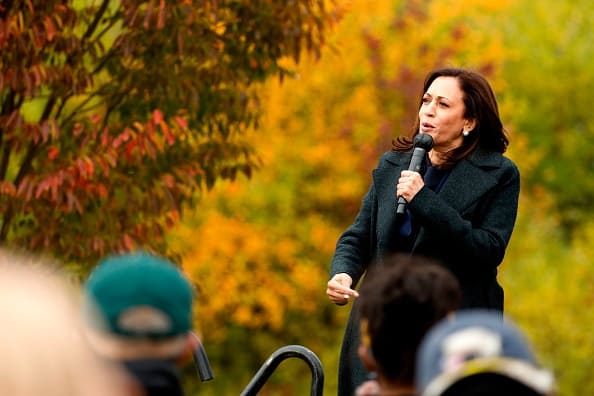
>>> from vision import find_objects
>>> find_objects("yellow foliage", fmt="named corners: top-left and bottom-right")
top-left (168, 1), bottom-right (594, 394)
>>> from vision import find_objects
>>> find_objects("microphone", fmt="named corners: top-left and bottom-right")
top-left (396, 133), bottom-right (434, 215)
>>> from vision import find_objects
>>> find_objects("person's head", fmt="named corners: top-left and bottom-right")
top-left (0, 248), bottom-right (131, 396)
top-left (83, 251), bottom-right (198, 363)
top-left (401, 67), bottom-right (508, 166)
top-left (416, 310), bottom-right (556, 396)
top-left (357, 254), bottom-right (461, 386)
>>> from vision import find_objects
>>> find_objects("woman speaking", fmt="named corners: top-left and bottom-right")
top-left (326, 67), bottom-right (520, 396)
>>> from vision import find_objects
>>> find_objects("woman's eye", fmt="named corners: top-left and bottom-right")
top-left (422, 97), bottom-right (431, 104)
top-left (439, 102), bottom-right (450, 108)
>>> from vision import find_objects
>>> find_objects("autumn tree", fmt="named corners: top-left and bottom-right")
top-left (0, 0), bottom-right (337, 264)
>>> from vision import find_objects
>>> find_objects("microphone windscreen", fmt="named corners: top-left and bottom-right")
top-left (413, 133), bottom-right (434, 151)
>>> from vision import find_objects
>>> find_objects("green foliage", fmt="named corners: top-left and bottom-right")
top-left (498, 6), bottom-right (594, 392)
top-left (0, 0), bottom-right (337, 264)
top-left (500, 0), bottom-right (594, 235)
top-left (502, 191), bottom-right (594, 396)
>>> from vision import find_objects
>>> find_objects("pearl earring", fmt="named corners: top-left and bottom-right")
top-left (462, 130), bottom-right (469, 137)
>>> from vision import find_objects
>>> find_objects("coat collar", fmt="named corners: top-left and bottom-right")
top-left (371, 147), bottom-right (507, 256)
top-left (374, 147), bottom-right (503, 215)
top-left (383, 146), bottom-right (502, 169)
top-left (437, 150), bottom-right (502, 214)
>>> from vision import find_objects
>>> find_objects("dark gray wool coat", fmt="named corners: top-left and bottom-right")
top-left (329, 146), bottom-right (520, 396)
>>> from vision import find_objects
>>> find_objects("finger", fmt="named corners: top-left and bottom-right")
top-left (327, 290), bottom-right (349, 304)
top-left (330, 288), bottom-right (353, 299)
top-left (327, 284), bottom-right (358, 300)
top-left (339, 288), bottom-right (359, 298)
top-left (334, 284), bottom-right (358, 297)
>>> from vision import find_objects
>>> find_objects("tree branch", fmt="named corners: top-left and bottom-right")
top-left (81, 0), bottom-right (111, 42)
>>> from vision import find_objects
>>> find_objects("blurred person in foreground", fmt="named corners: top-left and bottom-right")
top-left (83, 251), bottom-right (199, 396)
top-left (354, 254), bottom-right (461, 396)
top-left (416, 310), bottom-right (555, 396)
top-left (0, 247), bottom-right (132, 396)
top-left (327, 67), bottom-right (520, 395)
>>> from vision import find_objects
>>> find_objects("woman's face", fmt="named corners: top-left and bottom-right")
top-left (418, 76), bottom-right (475, 151)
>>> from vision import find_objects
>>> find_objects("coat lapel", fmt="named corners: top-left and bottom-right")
top-left (437, 148), bottom-right (502, 215)
top-left (372, 152), bottom-right (410, 244)
top-left (412, 148), bottom-right (503, 252)
top-left (372, 148), bottom-right (504, 254)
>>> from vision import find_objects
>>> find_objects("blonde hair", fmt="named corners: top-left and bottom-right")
top-left (0, 248), bottom-right (134, 396)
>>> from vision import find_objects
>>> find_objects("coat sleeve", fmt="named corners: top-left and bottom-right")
top-left (329, 183), bottom-right (376, 287)
top-left (408, 158), bottom-right (520, 272)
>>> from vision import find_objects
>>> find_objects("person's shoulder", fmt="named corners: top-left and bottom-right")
top-left (377, 150), bottom-right (407, 167)
top-left (469, 150), bottom-right (520, 187)
top-left (500, 155), bottom-right (520, 177)
top-left (468, 148), bottom-right (519, 173)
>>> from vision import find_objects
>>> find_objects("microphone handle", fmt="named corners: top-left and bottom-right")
top-left (396, 147), bottom-right (427, 215)
top-left (396, 196), bottom-right (408, 215)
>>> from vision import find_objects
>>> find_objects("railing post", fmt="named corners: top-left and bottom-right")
top-left (240, 345), bottom-right (324, 396)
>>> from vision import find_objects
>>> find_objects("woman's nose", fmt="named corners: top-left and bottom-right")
top-left (422, 102), bottom-right (436, 116)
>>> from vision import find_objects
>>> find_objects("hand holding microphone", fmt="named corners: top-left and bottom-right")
top-left (396, 133), bottom-right (434, 215)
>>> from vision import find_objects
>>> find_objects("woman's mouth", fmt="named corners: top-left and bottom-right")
top-left (420, 122), bottom-right (435, 133)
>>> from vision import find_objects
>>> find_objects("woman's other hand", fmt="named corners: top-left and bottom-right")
top-left (327, 273), bottom-right (359, 305)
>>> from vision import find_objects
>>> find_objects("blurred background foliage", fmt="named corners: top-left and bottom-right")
top-left (2, 0), bottom-right (594, 395)
top-left (170, 0), bottom-right (594, 395)
top-left (0, 0), bottom-right (336, 264)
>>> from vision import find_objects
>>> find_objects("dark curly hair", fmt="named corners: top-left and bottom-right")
top-left (357, 254), bottom-right (461, 384)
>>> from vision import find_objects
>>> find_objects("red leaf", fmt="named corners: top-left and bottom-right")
top-left (113, 128), bottom-right (131, 148)
top-left (96, 184), bottom-right (108, 199)
top-left (157, 0), bottom-right (166, 29)
top-left (85, 157), bottom-right (94, 177)
top-left (161, 122), bottom-right (175, 145)
top-left (73, 123), bottom-right (83, 137)
top-left (123, 234), bottom-right (134, 250)
top-left (48, 146), bottom-right (59, 160)
top-left (35, 179), bottom-right (47, 199)
top-left (174, 116), bottom-right (188, 129)
top-left (124, 141), bottom-right (136, 159)
top-left (101, 129), bottom-right (109, 146)
top-left (50, 174), bottom-right (61, 202)
top-left (0, 181), bottom-right (16, 196)
top-left (44, 16), bottom-right (56, 41)
top-left (152, 109), bottom-right (164, 124)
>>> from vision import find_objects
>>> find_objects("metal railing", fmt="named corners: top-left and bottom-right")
top-left (192, 333), bottom-right (214, 382)
top-left (240, 344), bottom-right (325, 396)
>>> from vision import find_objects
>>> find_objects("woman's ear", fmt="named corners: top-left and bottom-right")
top-left (357, 343), bottom-right (378, 372)
top-left (358, 318), bottom-right (377, 371)
top-left (464, 118), bottom-right (477, 132)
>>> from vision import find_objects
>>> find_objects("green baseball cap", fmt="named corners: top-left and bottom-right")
top-left (84, 252), bottom-right (193, 339)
